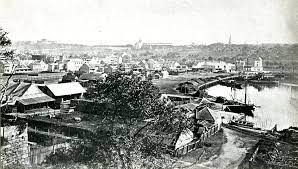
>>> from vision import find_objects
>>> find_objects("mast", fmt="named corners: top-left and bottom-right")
top-left (244, 57), bottom-right (249, 105)
top-left (244, 80), bottom-right (247, 104)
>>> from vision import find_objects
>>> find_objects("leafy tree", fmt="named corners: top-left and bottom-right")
top-left (48, 71), bottom-right (192, 168)
top-left (0, 28), bottom-right (13, 59)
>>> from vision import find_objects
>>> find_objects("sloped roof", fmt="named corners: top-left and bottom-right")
top-left (79, 73), bottom-right (104, 81)
top-left (175, 128), bottom-right (193, 149)
top-left (19, 95), bottom-right (55, 105)
top-left (5, 82), bottom-right (31, 97)
top-left (198, 98), bottom-right (215, 106)
top-left (196, 107), bottom-right (215, 122)
top-left (2, 82), bottom-right (55, 106)
top-left (197, 120), bottom-right (214, 128)
top-left (176, 103), bottom-right (201, 111)
top-left (80, 63), bottom-right (96, 69)
top-left (4, 82), bottom-right (22, 95)
top-left (46, 82), bottom-right (86, 96)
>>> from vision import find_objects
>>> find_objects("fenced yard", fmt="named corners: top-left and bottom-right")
top-left (175, 123), bottom-right (221, 156)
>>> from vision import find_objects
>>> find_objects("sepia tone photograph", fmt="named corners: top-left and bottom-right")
top-left (0, 0), bottom-right (298, 168)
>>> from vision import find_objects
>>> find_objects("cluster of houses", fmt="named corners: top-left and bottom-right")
top-left (1, 81), bottom-right (86, 114)
top-left (1, 50), bottom-right (266, 79)
top-left (159, 94), bottom-right (242, 154)
top-left (191, 57), bottom-right (264, 74)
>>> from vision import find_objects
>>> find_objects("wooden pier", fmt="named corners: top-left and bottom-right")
top-left (197, 75), bottom-right (241, 90)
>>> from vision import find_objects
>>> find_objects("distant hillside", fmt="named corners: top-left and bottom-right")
top-left (12, 41), bottom-right (298, 66)
top-left (12, 40), bottom-right (131, 56)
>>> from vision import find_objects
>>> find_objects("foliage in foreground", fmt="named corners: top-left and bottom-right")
top-left (47, 72), bottom-right (192, 168)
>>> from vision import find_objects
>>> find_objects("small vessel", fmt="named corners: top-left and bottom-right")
top-left (223, 79), bottom-right (255, 116)
top-left (229, 119), bottom-right (254, 128)
top-left (224, 123), bottom-right (268, 136)
top-left (219, 80), bottom-right (243, 89)
top-left (249, 79), bottom-right (279, 85)
top-left (248, 73), bottom-right (279, 85)
top-left (224, 104), bottom-right (255, 117)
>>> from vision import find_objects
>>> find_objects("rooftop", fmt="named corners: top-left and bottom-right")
top-left (46, 82), bottom-right (86, 96)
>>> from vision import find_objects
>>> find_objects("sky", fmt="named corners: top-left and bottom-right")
top-left (0, 0), bottom-right (297, 45)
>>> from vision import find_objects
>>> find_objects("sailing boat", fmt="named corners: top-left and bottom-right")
top-left (223, 71), bottom-right (255, 116)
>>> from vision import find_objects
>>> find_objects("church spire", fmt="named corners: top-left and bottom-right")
top-left (228, 34), bottom-right (232, 45)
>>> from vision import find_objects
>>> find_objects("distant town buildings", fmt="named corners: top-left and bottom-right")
top-left (192, 61), bottom-right (235, 72)
top-left (64, 58), bottom-right (84, 72)
top-left (238, 57), bottom-right (264, 72)
top-left (251, 57), bottom-right (263, 72)
top-left (79, 63), bottom-right (98, 73)
top-left (29, 60), bottom-right (48, 72)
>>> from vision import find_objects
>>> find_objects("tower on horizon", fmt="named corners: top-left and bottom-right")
top-left (228, 34), bottom-right (232, 45)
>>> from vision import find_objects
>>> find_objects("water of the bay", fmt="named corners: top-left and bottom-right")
top-left (207, 83), bottom-right (298, 130)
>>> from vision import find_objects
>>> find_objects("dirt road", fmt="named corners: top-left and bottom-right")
top-left (176, 127), bottom-right (258, 169)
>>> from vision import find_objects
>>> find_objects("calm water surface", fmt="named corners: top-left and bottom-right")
top-left (207, 83), bottom-right (298, 130)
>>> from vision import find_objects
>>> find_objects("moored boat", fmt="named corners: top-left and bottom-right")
top-left (219, 80), bottom-right (243, 89)
top-left (249, 80), bottom-right (279, 85)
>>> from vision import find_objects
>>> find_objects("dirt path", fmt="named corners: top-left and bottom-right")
top-left (176, 127), bottom-right (258, 169)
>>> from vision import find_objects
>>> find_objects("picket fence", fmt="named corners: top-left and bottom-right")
top-left (175, 123), bottom-right (221, 156)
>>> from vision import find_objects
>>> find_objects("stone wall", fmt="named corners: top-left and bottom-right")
top-left (0, 124), bottom-right (30, 167)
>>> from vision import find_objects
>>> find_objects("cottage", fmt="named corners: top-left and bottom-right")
top-left (64, 58), bottom-right (84, 72)
top-left (147, 59), bottom-right (162, 71)
top-left (175, 103), bottom-right (201, 118)
top-left (79, 63), bottom-right (98, 73)
top-left (141, 123), bottom-right (194, 151)
top-left (29, 60), bottom-right (48, 72)
top-left (162, 61), bottom-right (180, 70)
top-left (48, 62), bottom-right (64, 72)
top-left (1, 82), bottom-right (55, 113)
top-left (43, 82), bottom-right (86, 107)
top-left (196, 107), bottom-right (216, 124)
top-left (104, 64), bottom-right (118, 73)
top-left (3, 61), bottom-right (32, 74)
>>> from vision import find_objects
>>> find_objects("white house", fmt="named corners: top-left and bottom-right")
top-left (250, 57), bottom-right (263, 72)
top-left (103, 53), bottom-right (123, 65)
top-left (48, 62), bottom-right (64, 72)
top-left (192, 61), bottom-right (235, 72)
top-left (29, 60), bottom-right (48, 72)
top-left (147, 59), bottom-right (162, 70)
top-left (162, 61), bottom-right (181, 70)
top-left (3, 61), bottom-right (32, 74)
top-left (64, 58), bottom-right (84, 72)
top-left (88, 57), bottom-right (103, 65)
top-left (79, 63), bottom-right (98, 73)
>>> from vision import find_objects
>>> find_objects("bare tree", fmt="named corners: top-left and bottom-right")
top-left (0, 27), bottom-right (15, 169)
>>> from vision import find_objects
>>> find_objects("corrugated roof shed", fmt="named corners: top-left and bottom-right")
top-left (46, 82), bottom-right (86, 97)
top-left (19, 95), bottom-right (55, 105)
top-left (2, 82), bottom-right (55, 106)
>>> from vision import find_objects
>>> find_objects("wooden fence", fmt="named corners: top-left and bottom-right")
top-left (29, 142), bottom-right (70, 165)
top-left (24, 108), bottom-right (60, 117)
top-left (175, 123), bottom-right (221, 156)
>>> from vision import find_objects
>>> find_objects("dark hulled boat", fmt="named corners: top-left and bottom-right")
top-left (219, 80), bottom-right (243, 89)
top-left (224, 104), bottom-right (255, 117)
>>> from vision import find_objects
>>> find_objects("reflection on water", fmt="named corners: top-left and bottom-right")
top-left (207, 84), bottom-right (298, 130)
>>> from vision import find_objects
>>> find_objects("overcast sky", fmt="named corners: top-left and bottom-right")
top-left (0, 0), bottom-right (297, 45)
